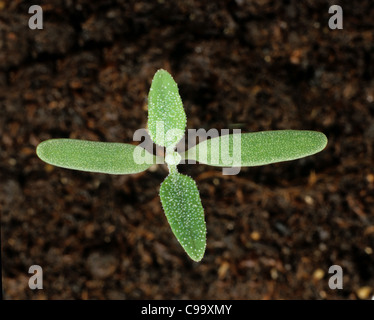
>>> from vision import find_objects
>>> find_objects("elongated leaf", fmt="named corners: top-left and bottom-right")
top-left (159, 172), bottom-right (206, 262)
top-left (147, 69), bottom-right (186, 148)
top-left (182, 130), bottom-right (328, 167)
top-left (36, 139), bottom-right (156, 174)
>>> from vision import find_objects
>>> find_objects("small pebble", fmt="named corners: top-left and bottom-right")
top-left (356, 286), bottom-right (372, 300)
top-left (250, 231), bottom-right (261, 241)
top-left (313, 268), bottom-right (325, 281)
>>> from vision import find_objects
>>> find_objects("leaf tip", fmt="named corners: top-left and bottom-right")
top-left (308, 130), bottom-right (328, 154)
top-left (35, 140), bottom-right (50, 162)
top-left (319, 132), bottom-right (328, 150)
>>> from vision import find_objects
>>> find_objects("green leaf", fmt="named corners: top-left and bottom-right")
top-left (147, 69), bottom-right (186, 148)
top-left (159, 172), bottom-right (206, 262)
top-left (182, 130), bottom-right (328, 167)
top-left (36, 139), bottom-right (157, 174)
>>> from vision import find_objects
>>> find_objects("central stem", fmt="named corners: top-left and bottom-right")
top-left (165, 146), bottom-right (181, 174)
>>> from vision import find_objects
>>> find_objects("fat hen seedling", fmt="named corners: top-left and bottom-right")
top-left (37, 69), bottom-right (328, 261)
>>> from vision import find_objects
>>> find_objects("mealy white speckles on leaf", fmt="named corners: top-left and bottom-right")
top-left (159, 172), bottom-right (206, 262)
top-left (147, 69), bottom-right (186, 148)
top-left (36, 139), bottom-right (156, 174)
top-left (182, 130), bottom-right (327, 167)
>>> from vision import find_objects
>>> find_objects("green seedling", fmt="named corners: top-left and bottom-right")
top-left (37, 69), bottom-right (328, 262)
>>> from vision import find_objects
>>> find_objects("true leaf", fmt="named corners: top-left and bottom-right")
top-left (147, 69), bottom-right (186, 148)
top-left (181, 130), bottom-right (328, 167)
top-left (36, 139), bottom-right (156, 174)
top-left (159, 172), bottom-right (206, 262)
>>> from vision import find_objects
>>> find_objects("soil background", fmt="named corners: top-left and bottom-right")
top-left (1, 0), bottom-right (374, 300)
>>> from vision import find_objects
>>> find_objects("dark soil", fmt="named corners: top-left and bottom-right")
top-left (1, 0), bottom-right (374, 299)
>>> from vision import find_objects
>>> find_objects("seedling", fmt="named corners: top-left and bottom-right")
top-left (36, 69), bottom-right (327, 262)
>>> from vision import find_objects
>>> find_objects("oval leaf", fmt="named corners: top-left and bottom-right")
top-left (159, 172), bottom-right (206, 262)
top-left (36, 139), bottom-right (156, 174)
top-left (147, 69), bottom-right (186, 148)
top-left (182, 130), bottom-right (328, 167)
